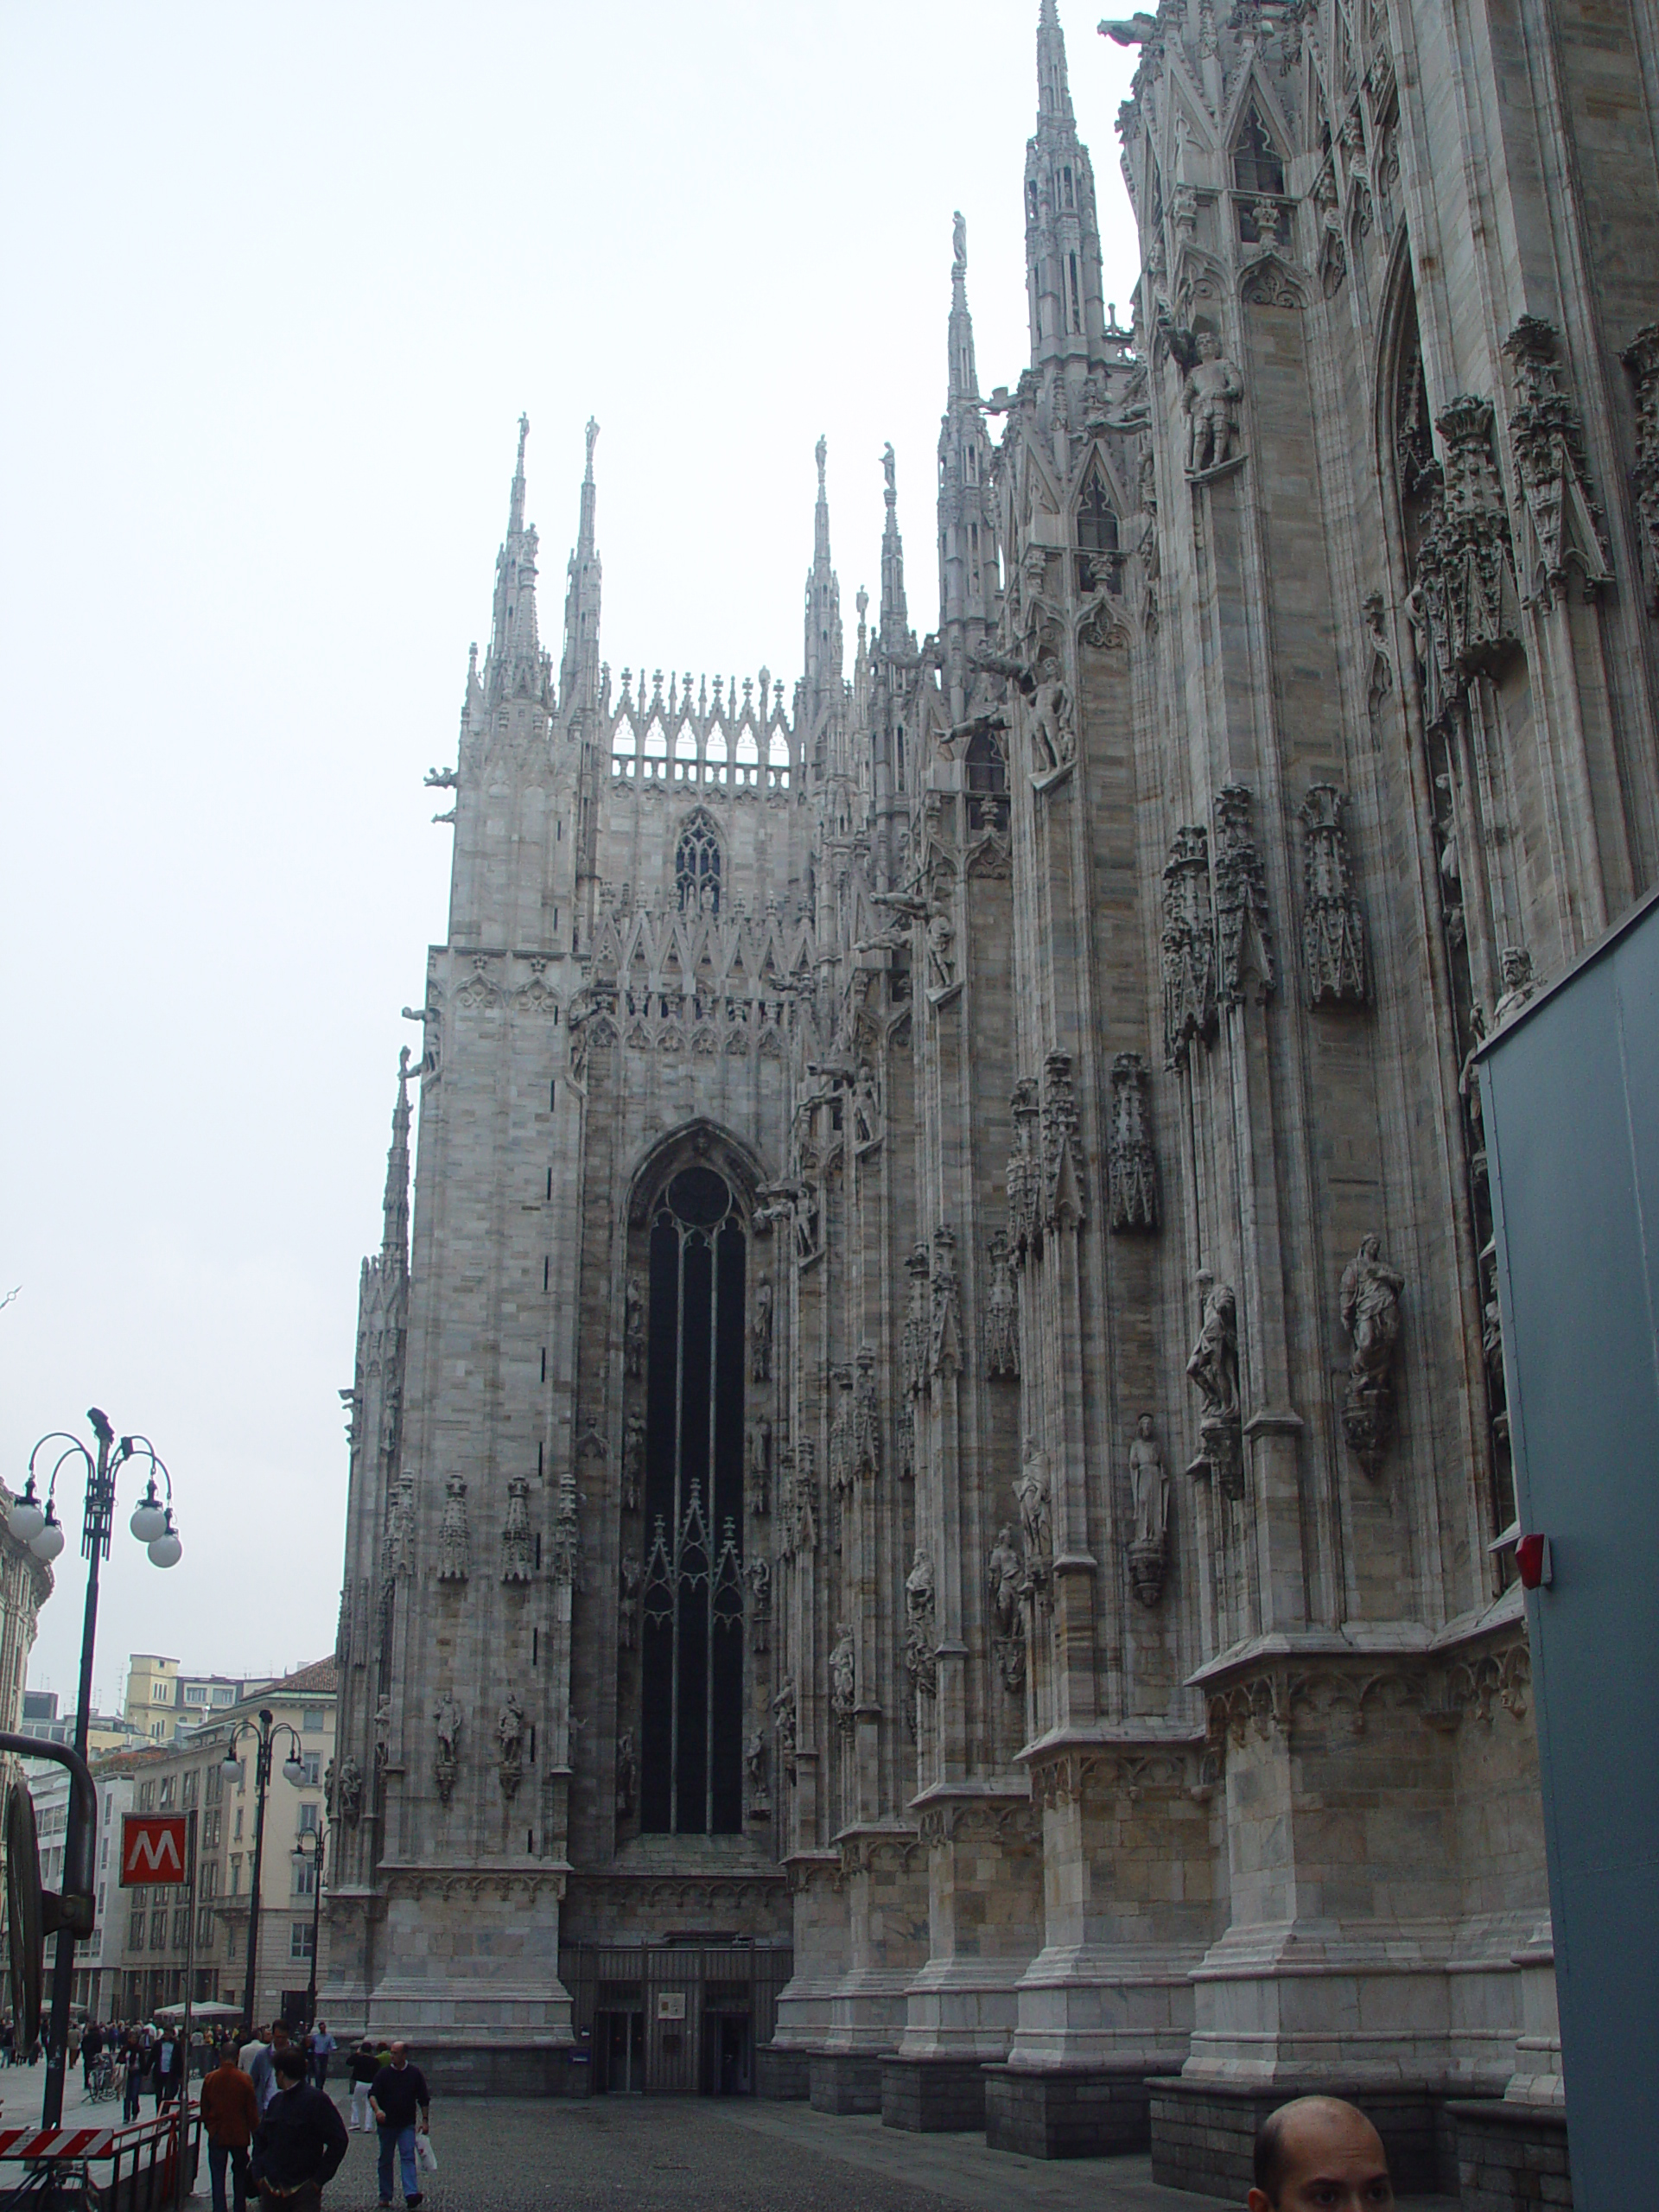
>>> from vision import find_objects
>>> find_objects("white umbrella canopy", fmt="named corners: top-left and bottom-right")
top-left (153, 2001), bottom-right (243, 2020)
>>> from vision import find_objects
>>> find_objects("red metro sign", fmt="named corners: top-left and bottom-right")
top-left (119, 1814), bottom-right (189, 1886)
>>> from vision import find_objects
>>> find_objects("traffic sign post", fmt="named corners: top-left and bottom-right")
top-left (118, 1815), bottom-right (190, 1887)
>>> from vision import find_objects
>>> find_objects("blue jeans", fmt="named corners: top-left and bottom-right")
top-left (377, 2122), bottom-right (417, 2202)
top-left (207, 2139), bottom-right (249, 2212)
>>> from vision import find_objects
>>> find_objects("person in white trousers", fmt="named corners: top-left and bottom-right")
top-left (347, 2039), bottom-right (379, 2133)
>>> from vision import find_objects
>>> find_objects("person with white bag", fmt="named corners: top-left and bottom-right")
top-left (368, 2042), bottom-right (431, 2210)
top-left (346, 2042), bottom-right (379, 2134)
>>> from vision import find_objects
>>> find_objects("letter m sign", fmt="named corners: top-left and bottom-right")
top-left (120, 1814), bottom-right (189, 1887)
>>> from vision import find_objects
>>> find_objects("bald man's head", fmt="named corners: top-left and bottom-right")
top-left (1248, 2097), bottom-right (1395, 2211)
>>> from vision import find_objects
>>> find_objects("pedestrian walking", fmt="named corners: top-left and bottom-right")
top-left (200, 2045), bottom-right (259, 2212)
top-left (247, 2024), bottom-right (289, 2115)
top-left (346, 2042), bottom-right (378, 2134)
top-left (122, 2036), bottom-right (144, 2125)
top-left (251, 2047), bottom-right (348, 2212)
top-left (81, 2022), bottom-right (102, 2093)
top-left (308, 2021), bottom-right (335, 2093)
top-left (368, 2042), bottom-right (430, 2210)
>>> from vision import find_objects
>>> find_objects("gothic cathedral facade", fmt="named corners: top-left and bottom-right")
top-left (325, 0), bottom-right (1657, 2187)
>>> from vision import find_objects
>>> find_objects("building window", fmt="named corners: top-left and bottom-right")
top-left (293, 1860), bottom-right (317, 1898)
top-left (201, 1860), bottom-right (219, 1899)
top-left (230, 1855), bottom-right (242, 1895)
top-left (299, 1752), bottom-right (321, 1789)
top-left (302, 1709), bottom-right (325, 1735)
top-left (674, 810), bottom-right (721, 917)
top-left (172, 1909), bottom-right (189, 1949)
top-left (149, 1911), bottom-right (168, 1949)
top-left (181, 1770), bottom-right (198, 1808)
top-left (297, 1802), bottom-right (319, 1835)
top-left (137, 1782), bottom-right (156, 1812)
top-left (290, 1923), bottom-right (315, 1961)
top-left (197, 1909), bottom-right (216, 1948)
top-left (1233, 104), bottom-right (1286, 198)
top-left (965, 730), bottom-right (1008, 833)
top-left (638, 1165), bottom-right (747, 1837)
top-left (151, 1683), bottom-right (168, 1703)
top-left (206, 1767), bottom-right (223, 1808)
top-left (1076, 466), bottom-right (1122, 594)
top-left (234, 1808), bottom-right (244, 1840)
top-left (128, 1911), bottom-right (145, 1952)
top-left (185, 1686), bottom-right (206, 1705)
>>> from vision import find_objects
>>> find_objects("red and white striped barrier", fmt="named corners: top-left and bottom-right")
top-left (0, 2126), bottom-right (118, 2160)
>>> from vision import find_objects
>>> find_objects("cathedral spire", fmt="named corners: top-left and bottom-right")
top-left (381, 1046), bottom-right (414, 1276)
top-left (938, 216), bottom-right (998, 713)
top-left (483, 414), bottom-right (551, 710)
top-left (879, 443), bottom-right (910, 651)
top-left (802, 435), bottom-right (844, 747)
top-left (1024, 0), bottom-right (1106, 375)
top-left (558, 416), bottom-right (603, 730)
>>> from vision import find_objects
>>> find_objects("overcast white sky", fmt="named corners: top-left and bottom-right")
top-left (1, 3), bottom-right (1139, 1707)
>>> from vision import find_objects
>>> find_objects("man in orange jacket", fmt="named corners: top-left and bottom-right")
top-left (200, 2045), bottom-right (259, 2212)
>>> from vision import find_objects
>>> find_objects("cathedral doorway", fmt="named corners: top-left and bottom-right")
top-left (638, 1163), bottom-right (747, 1834)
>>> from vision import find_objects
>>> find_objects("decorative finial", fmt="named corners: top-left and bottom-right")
top-left (815, 434), bottom-right (827, 490)
top-left (397, 1045), bottom-right (412, 1084)
top-left (516, 413), bottom-right (529, 472)
top-left (584, 416), bottom-right (600, 480)
top-left (952, 210), bottom-right (967, 276)
top-left (881, 442), bottom-right (896, 505)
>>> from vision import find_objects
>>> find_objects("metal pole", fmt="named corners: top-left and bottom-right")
top-left (304, 1834), bottom-right (322, 2026)
top-left (41, 1425), bottom-right (110, 2129)
top-left (239, 1715), bottom-right (272, 2037)
top-left (175, 1808), bottom-right (197, 2212)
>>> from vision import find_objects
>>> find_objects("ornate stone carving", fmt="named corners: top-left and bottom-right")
top-left (1492, 944), bottom-right (1535, 1026)
top-left (984, 1230), bottom-right (1020, 1375)
top-left (1183, 331), bottom-right (1245, 476)
top-left (852, 1063), bottom-right (881, 1150)
top-left (623, 1412), bottom-right (645, 1514)
top-left (1621, 323), bottom-right (1659, 614)
top-left (434, 1690), bottom-right (462, 1805)
top-left (618, 1551), bottom-right (640, 1650)
top-left (500, 1475), bottom-right (536, 1582)
top-left (336, 1754), bottom-right (364, 1827)
top-left (903, 1548), bottom-right (938, 1734)
top-left (334, 1584), bottom-right (352, 1670)
top-left (1185, 1277), bottom-right (1243, 1498)
top-left (988, 1522), bottom-right (1027, 1692)
top-left (624, 1273), bottom-right (646, 1379)
top-left (828, 1363), bottom-right (855, 1517)
top-left (353, 1577), bottom-right (370, 1667)
top-left (829, 1624), bottom-right (856, 1732)
top-left (1161, 827), bottom-right (1217, 1066)
top-left (1502, 317), bottom-right (1610, 611)
top-left (1298, 785), bottom-right (1369, 1007)
top-left (1214, 785), bottom-right (1274, 1007)
top-left (745, 1728), bottom-right (769, 1820)
top-left (550, 1466), bottom-right (582, 1584)
top-left (436, 1474), bottom-right (470, 1581)
top-left (497, 1689), bottom-right (525, 1799)
top-left (1410, 396), bottom-right (1522, 716)
top-left (1041, 1052), bottom-right (1084, 1230)
top-left (750, 1273), bottom-right (773, 1382)
top-left (615, 1730), bottom-right (636, 1818)
top-left (1128, 1414), bottom-right (1170, 1605)
top-left (773, 1675), bottom-right (798, 1777)
top-left (1006, 1078), bottom-right (1042, 1260)
top-left (926, 1225), bottom-right (964, 1377)
top-left (853, 1344), bottom-right (880, 1479)
top-left (1339, 1235), bottom-right (1406, 1475)
top-left (1108, 1052), bottom-right (1158, 1231)
top-left (925, 908), bottom-right (957, 993)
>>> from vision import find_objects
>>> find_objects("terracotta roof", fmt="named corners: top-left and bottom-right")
top-left (273, 1657), bottom-right (338, 1696)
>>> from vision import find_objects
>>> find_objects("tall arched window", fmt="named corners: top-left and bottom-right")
top-left (639, 1166), bottom-right (747, 1834)
top-left (1076, 464), bottom-right (1121, 594)
top-left (1234, 105), bottom-right (1287, 241)
top-left (965, 728), bottom-right (1007, 831)
top-left (676, 810), bottom-right (721, 914)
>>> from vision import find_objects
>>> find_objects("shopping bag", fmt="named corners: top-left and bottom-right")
top-left (415, 2133), bottom-right (438, 2176)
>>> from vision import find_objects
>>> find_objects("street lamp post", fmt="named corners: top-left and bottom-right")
top-left (13, 1409), bottom-right (181, 2127)
top-left (221, 1710), bottom-right (305, 2037)
top-left (291, 1824), bottom-right (326, 2029)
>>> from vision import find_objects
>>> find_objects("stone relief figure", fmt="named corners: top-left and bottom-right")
top-left (925, 909), bottom-right (957, 993)
top-left (1492, 944), bottom-right (1535, 1026)
top-left (623, 1412), bottom-right (645, 1514)
top-left (615, 1729), bottom-right (636, 1818)
top-left (745, 1728), bottom-right (769, 1817)
top-left (750, 1274), bottom-right (773, 1382)
top-left (983, 1230), bottom-right (1020, 1376)
top-left (1127, 1414), bottom-right (1170, 1607)
top-left (624, 1274), bottom-right (645, 1379)
top-left (1028, 658), bottom-right (1076, 773)
top-left (773, 1675), bottom-right (798, 1774)
top-left (500, 1475), bottom-right (535, 1581)
top-left (436, 1474), bottom-right (469, 1582)
top-left (497, 1689), bottom-right (525, 1798)
top-left (434, 1689), bottom-right (462, 1804)
top-left (336, 1754), bottom-right (364, 1827)
top-left (1183, 331), bottom-right (1245, 475)
top-left (1185, 1278), bottom-right (1243, 1499)
top-left (988, 1522), bottom-right (1022, 1639)
top-left (372, 1700), bottom-right (391, 1770)
top-left (1339, 1235), bottom-right (1406, 1476)
top-left (829, 1624), bottom-right (856, 1730)
top-left (745, 1553), bottom-right (772, 1654)
top-left (1108, 1053), bottom-right (1159, 1232)
top-left (1014, 1440), bottom-right (1053, 1580)
top-left (747, 1417), bottom-right (772, 1516)
top-left (903, 1548), bottom-right (938, 1731)
top-left (852, 1064), bottom-right (880, 1149)
top-left (619, 1551), bottom-right (641, 1650)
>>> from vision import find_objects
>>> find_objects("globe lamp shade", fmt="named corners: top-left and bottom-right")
top-left (29, 1505), bottom-right (66, 1562)
top-left (129, 1480), bottom-right (167, 1543)
top-left (147, 1510), bottom-right (182, 1568)
top-left (282, 1755), bottom-right (306, 1786)
top-left (8, 1483), bottom-right (46, 1545)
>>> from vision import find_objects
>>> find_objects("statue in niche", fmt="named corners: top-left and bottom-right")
top-left (745, 1554), bottom-right (772, 1654)
top-left (750, 1274), bottom-right (773, 1382)
top-left (615, 1730), bottom-right (636, 1817)
top-left (1014, 1440), bottom-right (1053, 1578)
top-left (988, 1522), bottom-right (1022, 1639)
top-left (1183, 331), bottom-right (1245, 476)
top-left (1127, 1415), bottom-right (1170, 1607)
top-left (904, 1548), bottom-right (938, 1730)
top-left (1492, 945), bottom-right (1535, 1027)
top-left (372, 1700), bottom-right (391, 1770)
top-left (829, 1624), bottom-right (855, 1729)
top-left (436, 1474), bottom-right (469, 1582)
top-left (618, 1552), bottom-right (640, 1650)
top-left (984, 1231), bottom-right (1020, 1376)
top-left (925, 909), bottom-right (957, 993)
top-left (852, 1065), bottom-right (880, 1149)
top-left (1339, 1235), bottom-right (1406, 1476)
top-left (745, 1728), bottom-right (769, 1817)
top-left (747, 1418), bottom-right (772, 1516)
top-left (1028, 657), bottom-right (1075, 772)
top-left (336, 1754), bottom-right (364, 1827)
top-left (497, 1689), bottom-right (525, 1798)
top-left (433, 1690), bottom-right (462, 1804)
top-left (622, 1413), bottom-right (645, 1514)
top-left (773, 1675), bottom-right (798, 1773)
top-left (1185, 1278), bottom-right (1243, 1499)
top-left (624, 1274), bottom-right (645, 1379)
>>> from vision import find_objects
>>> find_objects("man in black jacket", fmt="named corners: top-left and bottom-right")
top-left (368, 2043), bottom-right (430, 2210)
top-left (251, 2047), bottom-right (349, 2209)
